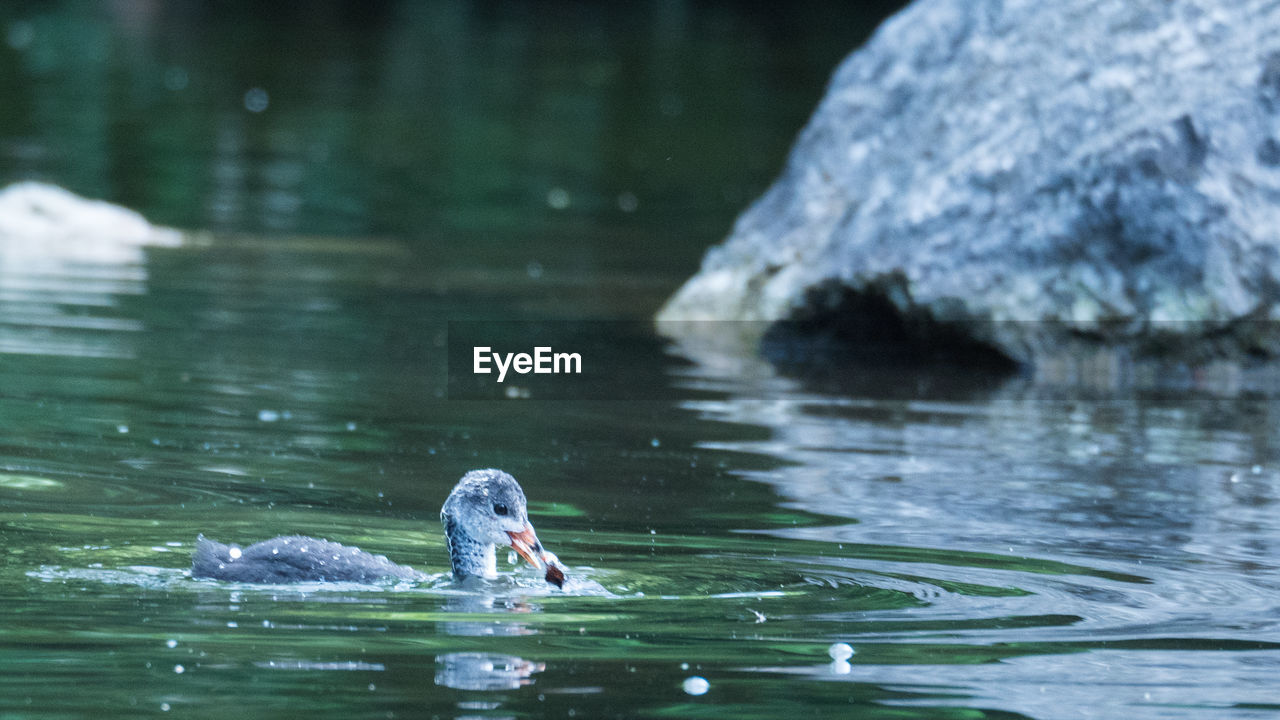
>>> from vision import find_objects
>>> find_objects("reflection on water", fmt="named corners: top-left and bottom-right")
top-left (667, 341), bottom-right (1280, 717)
top-left (435, 652), bottom-right (544, 691)
top-left (438, 595), bottom-right (536, 637)
top-left (3, 211), bottom-right (1280, 717)
top-left (0, 0), bottom-right (879, 257)
top-left (0, 182), bottom-right (180, 358)
top-left (434, 594), bottom-right (544, 697)
top-left (4, 2), bottom-right (1280, 718)
top-left (6, 258), bottom-right (1280, 719)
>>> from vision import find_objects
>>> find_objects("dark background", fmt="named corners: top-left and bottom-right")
top-left (0, 0), bottom-right (907, 309)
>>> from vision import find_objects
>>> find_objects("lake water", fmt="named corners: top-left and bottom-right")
top-left (3, 3), bottom-right (1280, 719)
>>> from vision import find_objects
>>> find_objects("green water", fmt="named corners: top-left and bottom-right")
top-left (4, 3), bottom-right (1280, 719)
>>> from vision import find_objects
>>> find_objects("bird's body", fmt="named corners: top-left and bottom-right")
top-left (191, 534), bottom-right (424, 583)
top-left (191, 469), bottom-right (564, 587)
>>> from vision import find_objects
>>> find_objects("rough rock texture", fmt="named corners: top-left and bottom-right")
top-left (658, 0), bottom-right (1280, 364)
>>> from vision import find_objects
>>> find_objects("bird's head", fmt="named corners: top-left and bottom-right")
top-left (441, 468), bottom-right (557, 576)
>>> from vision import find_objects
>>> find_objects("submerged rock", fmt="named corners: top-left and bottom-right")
top-left (658, 0), bottom-right (1280, 365)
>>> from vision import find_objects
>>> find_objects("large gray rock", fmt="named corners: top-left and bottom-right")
top-left (658, 0), bottom-right (1280, 364)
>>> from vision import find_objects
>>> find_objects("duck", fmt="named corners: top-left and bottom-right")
top-left (191, 469), bottom-right (565, 587)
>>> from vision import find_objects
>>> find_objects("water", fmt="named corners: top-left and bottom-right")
top-left (4, 2), bottom-right (1280, 719)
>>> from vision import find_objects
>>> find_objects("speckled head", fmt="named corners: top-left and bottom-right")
top-left (440, 468), bottom-right (551, 581)
top-left (441, 469), bottom-right (530, 544)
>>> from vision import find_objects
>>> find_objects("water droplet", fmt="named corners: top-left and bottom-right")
top-left (617, 192), bottom-right (639, 213)
top-left (160, 703), bottom-right (170, 712)
top-left (682, 676), bottom-right (709, 695)
top-left (173, 664), bottom-right (185, 674)
top-left (546, 187), bottom-right (570, 210)
top-left (526, 260), bottom-right (544, 279)
top-left (257, 409), bottom-right (279, 422)
top-left (228, 547), bottom-right (241, 560)
top-left (828, 642), bottom-right (854, 661)
top-left (244, 87), bottom-right (269, 113)
top-left (346, 421), bottom-right (357, 431)
top-left (650, 438), bottom-right (660, 447)
top-left (116, 424), bottom-right (129, 434)
top-left (165, 639), bottom-right (177, 649)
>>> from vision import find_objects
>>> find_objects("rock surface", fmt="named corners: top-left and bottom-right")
top-left (658, 0), bottom-right (1280, 364)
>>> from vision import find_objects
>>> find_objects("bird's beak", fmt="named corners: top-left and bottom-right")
top-left (507, 524), bottom-right (545, 570)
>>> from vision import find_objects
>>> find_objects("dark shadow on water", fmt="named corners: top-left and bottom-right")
top-left (761, 281), bottom-right (1021, 379)
top-left (760, 337), bottom-right (1018, 403)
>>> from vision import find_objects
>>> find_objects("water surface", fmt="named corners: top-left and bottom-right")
top-left (3, 2), bottom-right (1280, 719)
top-left (5, 231), bottom-right (1280, 719)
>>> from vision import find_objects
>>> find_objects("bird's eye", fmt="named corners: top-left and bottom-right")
top-left (493, 503), bottom-right (509, 516)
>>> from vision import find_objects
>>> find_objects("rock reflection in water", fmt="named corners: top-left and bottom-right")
top-left (672, 342), bottom-right (1275, 558)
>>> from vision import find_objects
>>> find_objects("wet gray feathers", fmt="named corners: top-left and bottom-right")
top-left (442, 513), bottom-right (490, 580)
top-left (191, 468), bottom-right (528, 583)
top-left (191, 534), bottom-right (423, 583)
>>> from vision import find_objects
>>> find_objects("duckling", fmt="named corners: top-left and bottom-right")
top-left (192, 469), bottom-right (564, 587)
